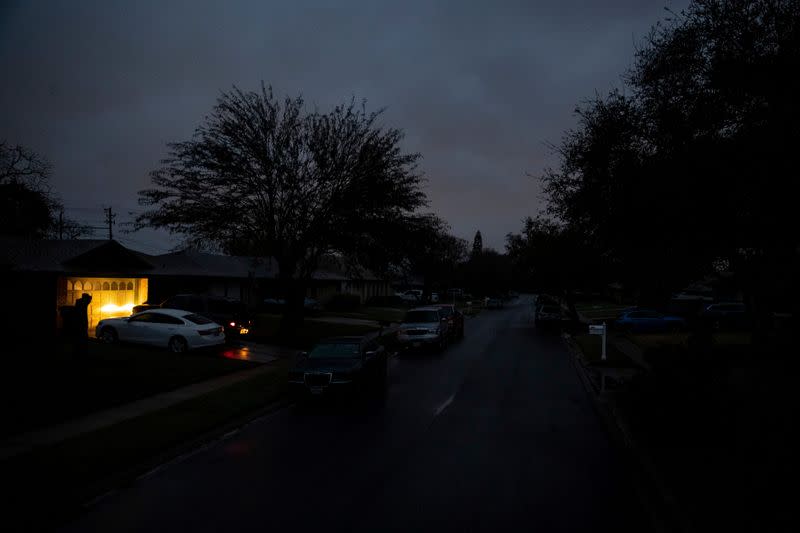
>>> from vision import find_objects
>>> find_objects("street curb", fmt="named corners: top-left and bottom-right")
top-left (563, 333), bottom-right (693, 533)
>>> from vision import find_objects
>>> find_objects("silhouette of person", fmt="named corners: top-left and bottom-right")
top-left (74, 293), bottom-right (92, 357)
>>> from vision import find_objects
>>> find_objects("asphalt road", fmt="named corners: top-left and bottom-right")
top-left (63, 296), bottom-right (650, 532)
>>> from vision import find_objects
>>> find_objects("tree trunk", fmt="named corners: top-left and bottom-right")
top-left (277, 259), bottom-right (305, 341)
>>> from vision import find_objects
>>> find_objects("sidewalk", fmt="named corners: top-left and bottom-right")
top-left (0, 345), bottom-right (291, 461)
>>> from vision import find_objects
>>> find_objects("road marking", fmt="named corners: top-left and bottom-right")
top-left (433, 394), bottom-right (455, 417)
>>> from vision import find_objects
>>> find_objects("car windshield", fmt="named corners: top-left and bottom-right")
top-left (404, 310), bottom-right (439, 323)
top-left (183, 313), bottom-right (213, 325)
top-left (437, 307), bottom-right (454, 317)
top-left (308, 343), bottom-right (361, 359)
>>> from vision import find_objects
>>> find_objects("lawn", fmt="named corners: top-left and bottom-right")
top-left (2, 357), bottom-right (290, 531)
top-left (321, 306), bottom-right (408, 323)
top-left (0, 339), bottom-right (258, 439)
top-left (573, 333), bottom-right (638, 368)
top-left (251, 313), bottom-right (381, 347)
top-left (573, 301), bottom-right (628, 321)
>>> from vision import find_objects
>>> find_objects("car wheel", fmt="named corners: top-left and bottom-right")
top-left (100, 327), bottom-right (117, 344)
top-left (168, 336), bottom-right (189, 353)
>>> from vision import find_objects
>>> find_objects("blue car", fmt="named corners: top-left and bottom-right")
top-left (614, 309), bottom-right (686, 333)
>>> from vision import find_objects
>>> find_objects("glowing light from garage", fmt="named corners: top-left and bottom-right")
top-left (100, 303), bottom-right (135, 314)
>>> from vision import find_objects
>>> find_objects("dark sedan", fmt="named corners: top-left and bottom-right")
top-left (288, 336), bottom-right (388, 401)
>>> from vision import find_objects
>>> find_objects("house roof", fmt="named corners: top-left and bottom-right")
top-left (0, 237), bottom-right (385, 282)
top-left (140, 249), bottom-right (278, 279)
top-left (0, 238), bottom-right (153, 273)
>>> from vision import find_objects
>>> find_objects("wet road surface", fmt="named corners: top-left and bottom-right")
top-left (63, 296), bottom-right (649, 532)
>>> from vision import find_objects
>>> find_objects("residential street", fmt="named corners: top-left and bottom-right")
top-left (63, 296), bottom-right (649, 532)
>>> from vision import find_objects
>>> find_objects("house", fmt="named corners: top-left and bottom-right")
top-left (140, 249), bottom-right (276, 306)
top-left (0, 238), bottom-right (391, 339)
top-left (0, 237), bottom-right (153, 339)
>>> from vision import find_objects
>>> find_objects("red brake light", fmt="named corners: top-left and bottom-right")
top-left (229, 322), bottom-right (235, 327)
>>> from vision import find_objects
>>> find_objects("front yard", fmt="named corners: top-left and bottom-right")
top-left (3, 356), bottom-right (290, 531)
top-left (0, 340), bottom-right (258, 439)
top-left (251, 313), bottom-right (383, 347)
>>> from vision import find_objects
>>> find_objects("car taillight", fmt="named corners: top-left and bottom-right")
top-left (229, 321), bottom-right (236, 327)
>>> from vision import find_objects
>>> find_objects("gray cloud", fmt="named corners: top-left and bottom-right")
top-left (0, 0), bottom-right (687, 252)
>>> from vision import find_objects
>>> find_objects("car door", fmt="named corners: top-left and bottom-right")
top-left (147, 312), bottom-right (185, 347)
top-left (125, 312), bottom-right (157, 343)
top-left (625, 311), bottom-right (646, 332)
top-left (641, 311), bottom-right (666, 332)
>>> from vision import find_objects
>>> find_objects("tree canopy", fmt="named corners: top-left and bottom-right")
top-left (0, 141), bottom-right (89, 239)
top-left (137, 84), bottom-right (427, 282)
top-left (530, 0), bottom-right (799, 305)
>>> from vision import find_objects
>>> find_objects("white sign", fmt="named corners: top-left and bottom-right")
top-left (589, 323), bottom-right (608, 361)
top-left (589, 324), bottom-right (606, 335)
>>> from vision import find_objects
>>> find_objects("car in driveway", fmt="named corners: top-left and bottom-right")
top-left (287, 336), bottom-right (388, 400)
top-left (433, 303), bottom-right (464, 340)
top-left (396, 307), bottom-right (450, 352)
top-left (614, 309), bottom-right (686, 333)
top-left (151, 294), bottom-right (252, 340)
top-left (96, 309), bottom-right (225, 353)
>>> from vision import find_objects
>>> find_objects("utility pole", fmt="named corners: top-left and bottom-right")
top-left (104, 207), bottom-right (116, 240)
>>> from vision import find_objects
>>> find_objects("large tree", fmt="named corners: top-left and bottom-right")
top-left (540, 0), bottom-right (799, 317)
top-left (137, 85), bottom-right (426, 330)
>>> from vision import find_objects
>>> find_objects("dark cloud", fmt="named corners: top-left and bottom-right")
top-left (0, 0), bottom-right (687, 252)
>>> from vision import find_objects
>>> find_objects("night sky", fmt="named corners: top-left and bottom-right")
top-left (0, 0), bottom-right (686, 254)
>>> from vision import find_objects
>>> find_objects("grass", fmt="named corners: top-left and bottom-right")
top-left (573, 333), bottom-right (638, 368)
top-left (0, 340), bottom-right (258, 438)
top-left (574, 300), bottom-right (628, 321)
top-left (251, 313), bottom-right (380, 348)
top-left (321, 306), bottom-right (408, 323)
top-left (2, 357), bottom-right (290, 530)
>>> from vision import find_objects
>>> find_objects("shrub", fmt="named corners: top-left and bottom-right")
top-left (325, 293), bottom-right (361, 312)
top-left (366, 295), bottom-right (405, 307)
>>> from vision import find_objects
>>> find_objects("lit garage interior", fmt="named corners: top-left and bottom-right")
top-left (61, 277), bottom-right (148, 335)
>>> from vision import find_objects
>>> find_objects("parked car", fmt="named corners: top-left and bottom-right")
top-left (534, 304), bottom-right (563, 327)
top-left (485, 296), bottom-right (504, 309)
top-left (157, 294), bottom-right (252, 340)
top-left (700, 302), bottom-right (748, 329)
top-left (614, 309), bottom-right (686, 333)
top-left (446, 288), bottom-right (464, 299)
top-left (261, 297), bottom-right (322, 315)
top-left (433, 304), bottom-right (464, 340)
top-left (287, 335), bottom-right (388, 400)
top-left (397, 289), bottom-right (422, 302)
top-left (96, 309), bottom-right (225, 353)
top-left (396, 307), bottom-right (450, 352)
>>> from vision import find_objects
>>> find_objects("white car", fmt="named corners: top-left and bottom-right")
top-left (96, 308), bottom-right (225, 353)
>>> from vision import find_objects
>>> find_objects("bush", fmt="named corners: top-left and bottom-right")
top-left (365, 295), bottom-right (405, 307)
top-left (325, 293), bottom-right (361, 312)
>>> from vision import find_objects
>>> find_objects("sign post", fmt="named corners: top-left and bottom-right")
top-left (589, 322), bottom-right (608, 361)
